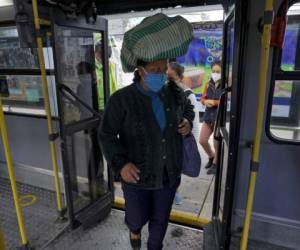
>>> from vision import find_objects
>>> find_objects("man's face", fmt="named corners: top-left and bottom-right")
top-left (95, 50), bottom-right (102, 63)
top-left (167, 67), bottom-right (179, 82)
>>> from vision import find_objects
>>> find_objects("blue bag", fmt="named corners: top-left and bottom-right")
top-left (182, 133), bottom-right (201, 177)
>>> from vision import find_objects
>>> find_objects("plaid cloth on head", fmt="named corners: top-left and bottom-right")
top-left (121, 13), bottom-right (194, 72)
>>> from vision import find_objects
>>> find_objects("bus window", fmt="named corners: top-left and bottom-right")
top-left (0, 27), bottom-right (39, 69)
top-left (280, 4), bottom-right (300, 71)
top-left (270, 80), bottom-right (300, 141)
top-left (0, 26), bottom-right (56, 116)
top-left (0, 75), bottom-right (58, 116)
top-left (268, 3), bottom-right (300, 142)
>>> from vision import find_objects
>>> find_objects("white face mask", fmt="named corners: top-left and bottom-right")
top-left (211, 73), bottom-right (221, 83)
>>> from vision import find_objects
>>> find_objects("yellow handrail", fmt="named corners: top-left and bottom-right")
top-left (39, 18), bottom-right (51, 26)
top-left (114, 196), bottom-right (210, 228)
top-left (31, 0), bottom-right (64, 215)
top-left (0, 98), bottom-right (28, 246)
top-left (240, 0), bottom-right (273, 249)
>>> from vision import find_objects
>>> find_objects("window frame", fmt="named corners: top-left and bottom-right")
top-left (266, 0), bottom-right (300, 144)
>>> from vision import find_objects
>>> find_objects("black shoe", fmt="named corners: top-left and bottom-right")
top-left (207, 164), bottom-right (217, 175)
top-left (205, 157), bottom-right (214, 169)
top-left (130, 232), bottom-right (141, 250)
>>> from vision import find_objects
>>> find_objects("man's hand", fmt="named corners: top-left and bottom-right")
top-left (204, 100), bottom-right (214, 108)
top-left (178, 118), bottom-right (191, 136)
top-left (120, 163), bottom-right (140, 183)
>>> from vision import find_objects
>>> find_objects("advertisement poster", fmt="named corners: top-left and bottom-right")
top-left (177, 21), bottom-right (223, 106)
top-left (272, 21), bottom-right (300, 118)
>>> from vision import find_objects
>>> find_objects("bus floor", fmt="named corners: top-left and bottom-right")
top-left (0, 177), bottom-right (292, 250)
top-left (0, 177), bottom-right (68, 249)
top-left (33, 209), bottom-right (291, 250)
top-left (44, 209), bottom-right (203, 250)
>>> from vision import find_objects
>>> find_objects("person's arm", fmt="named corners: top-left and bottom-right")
top-left (188, 93), bottom-right (198, 113)
top-left (188, 93), bottom-right (200, 138)
top-left (183, 93), bottom-right (195, 127)
top-left (109, 62), bottom-right (118, 94)
top-left (211, 99), bottom-right (220, 107)
top-left (201, 83), bottom-right (219, 107)
top-left (178, 91), bottom-right (195, 136)
top-left (201, 83), bottom-right (208, 105)
top-left (98, 93), bottom-right (129, 174)
top-left (188, 93), bottom-right (200, 120)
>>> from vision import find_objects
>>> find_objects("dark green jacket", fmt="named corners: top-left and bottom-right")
top-left (99, 82), bottom-right (195, 189)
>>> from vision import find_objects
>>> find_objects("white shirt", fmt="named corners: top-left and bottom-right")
top-left (176, 81), bottom-right (200, 140)
top-left (185, 88), bottom-right (200, 141)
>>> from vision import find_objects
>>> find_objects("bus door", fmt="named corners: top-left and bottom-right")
top-left (52, 12), bottom-right (113, 229)
top-left (207, 1), bottom-right (247, 249)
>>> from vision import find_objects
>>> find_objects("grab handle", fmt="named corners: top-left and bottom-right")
top-left (213, 86), bottom-right (232, 141)
top-left (58, 83), bottom-right (102, 119)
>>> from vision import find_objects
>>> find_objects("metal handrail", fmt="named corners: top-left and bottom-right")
top-left (58, 83), bottom-right (101, 118)
top-left (241, 0), bottom-right (274, 248)
top-left (0, 98), bottom-right (28, 247)
top-left (32, 0), bottom-right (64, 217)
top-left (270, 125), bottom-right (300, 132)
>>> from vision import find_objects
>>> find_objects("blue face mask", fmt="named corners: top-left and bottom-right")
top-left (144, 73), bottom-right (167, 92)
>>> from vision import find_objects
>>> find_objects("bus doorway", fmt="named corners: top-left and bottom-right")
top-left (204, 1), bottom-right (248, 249)
top-left (104, 5), bottom-right (224, 228)
top-left (52, 11), bottom-right (114, 228)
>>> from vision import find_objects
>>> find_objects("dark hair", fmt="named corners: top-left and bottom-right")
top-left (168, 62), bottom-right (184, 79)
top-left (133, 69), bottom-right (141, 82)
top-left (95, 41), bottom-right (112, 58)
top-left (133, 60), bottom-right (149, 82)
top-left (211, 61), bottom-right (222, 69)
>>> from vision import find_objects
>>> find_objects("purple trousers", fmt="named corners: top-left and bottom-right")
top-left (122, 178), bottom-right (180, 250)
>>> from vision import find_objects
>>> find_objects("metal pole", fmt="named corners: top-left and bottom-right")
top-left (240, 0), bottom-right (273, 249)
top-left (31, 0), bottom-right (64, 216)
top-left (0, 98), bottom-right (29, 247)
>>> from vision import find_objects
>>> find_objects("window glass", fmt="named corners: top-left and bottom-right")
top-left (224, 19), bottom-right (234, 131)
top-left (0, 27), bottom-right (39, 69)
top-left (218, 17), bottom-right (235, 223)
top-left (54, 26), bottom-right (104, 124)
top-left (176, 21), bottom-right (223, 112)
top-left (280, 5), bottom-right (300, 71)
top-left (269, 3), bottom-right (300, 142)
top-left (270, 80), bottom-right (300, 141)
top-left (0, 26), bottom-right (56, 116)
top-left (1, 75), bottom-right (58, 116)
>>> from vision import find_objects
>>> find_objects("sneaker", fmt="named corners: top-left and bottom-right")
top-left (205, 157), bottom-right (214, 169)
top-left (174, 193), bottom-right (183, 205)
top-left (207, 164), bottom-right (217, 175)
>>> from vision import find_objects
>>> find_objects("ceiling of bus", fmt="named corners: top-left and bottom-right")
top-left (94, 0), bottom-right (223, 14)
top-left (40, 0), bottom-right (224, 15)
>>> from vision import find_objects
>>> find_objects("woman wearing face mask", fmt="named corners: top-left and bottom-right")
top-left (200, 61), bottom-right (222, 175)
top-left (99, 14), bottom-right (194, 250)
